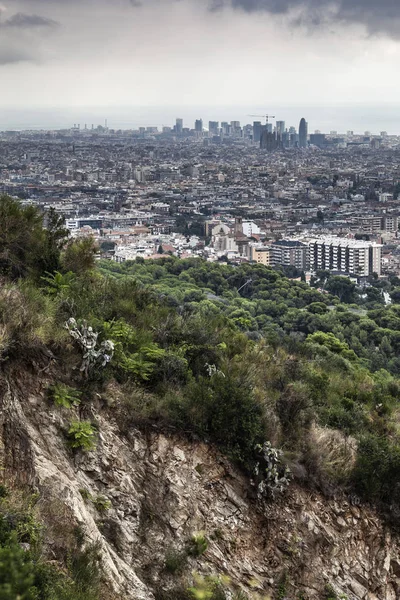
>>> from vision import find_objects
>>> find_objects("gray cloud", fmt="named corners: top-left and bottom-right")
top-left (1, 12), bottom-right (59, 28)
top-left (226, 0), bottom-right (400, 36)
top-left (0, 47), bottom-right (33, 64)
top-left (16, 0), bottom-right (400, 36)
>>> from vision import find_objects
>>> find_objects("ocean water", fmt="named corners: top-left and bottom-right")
top-left (1, 105), bottom-right (400, 135)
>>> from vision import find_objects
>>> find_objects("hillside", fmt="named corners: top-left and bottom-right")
top-left (2, 195), bottom-right (400, 599)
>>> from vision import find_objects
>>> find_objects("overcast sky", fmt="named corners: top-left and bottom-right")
top-left (0, 0), bottom-right (400, 113)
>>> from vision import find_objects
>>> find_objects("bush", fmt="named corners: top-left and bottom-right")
top-left (182, 370), bottom-right (265, 464)
top-left (164, 548), bottom-right (188, 574)
top-left (0, 535), bottom-right (37, 599)
top-left (67, 421), bottom-right (97, 452)
top-left (188, 533), bottom-right (208, 557)
top-left (92, 496), bottom-right (111, 513)
top-left (0, 282), bottom-right (61, 359)
top-left (353, 434), bottom-right (400, 504)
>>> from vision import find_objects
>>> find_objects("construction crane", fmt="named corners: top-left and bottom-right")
top-left (248, 114), bottom-right (276, 125)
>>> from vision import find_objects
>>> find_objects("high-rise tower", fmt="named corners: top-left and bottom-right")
top-left (299, 118), bottom-right (308, 148)
top-left (176, 118), bottom-right (183, 134)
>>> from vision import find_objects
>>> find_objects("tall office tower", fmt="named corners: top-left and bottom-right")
top-left (253, 121), bottom-right (262, 143)
top-left (289, 126), bottom-right (296, 135)
top-left (299, 118), bottom-right (308, 148)
top-left (176, 118), bottom-right (183, 134)
top-left (195, 119), bottom-right (203, 133)
top-left (221, 122), bottom-right (230, 136)
top-left (209, 121), bottom-right (219, 135)
top-left (266, 123), bottom-right (273, 133)
top-left (230, 121), bottom-right (241, 137)
top-left (276, 121), bottom-right (285, 137)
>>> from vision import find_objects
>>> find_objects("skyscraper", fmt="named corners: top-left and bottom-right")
top-left (208, 121), bottom-right (219, 135)
top-left (299, 118), bottom-right (308, 148)
top-left (195, 119), bottom-right (203, 133)
top-left (276, 121), bottom-right (285, 137)
top-left (176, 118), bottom-right (183, 134)
top-left (253, 121), bottom-right (262, 143)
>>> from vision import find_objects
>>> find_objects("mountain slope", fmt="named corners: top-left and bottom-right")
top-left (1, 366), bottom-right (400, 600)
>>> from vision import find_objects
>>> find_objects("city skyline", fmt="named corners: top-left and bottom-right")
top-left (2, 105), bottom-right (400, 135)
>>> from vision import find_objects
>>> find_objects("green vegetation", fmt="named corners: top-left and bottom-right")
top-left (188, 533), bottom-right (208, 557)
top-left (51, 383), bottom-right (82, 408)
top-left (4, 194), bottom-right (400, 530)
top-left (67, 421), bottom-right (97, 452)
top-left (92, 496), bottom-right (112, 513)
top-left (164, 548), bottom-right (188, 574)
top-left (0, 485), bottom-right (102, 600)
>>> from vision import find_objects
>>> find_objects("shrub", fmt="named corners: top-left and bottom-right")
top-left (188, 575), bottom-right (227, 600)
top-left (67, 421), bottom-right (97, 452)
top-left (79, 489), bottom-right (92, 501)
top-left (92, 496), bottom-right (111, 513)
top-left (353, 434), bottom-right (400, 504)
top-left (51, 383), bottom-right (82, 409)
top-left (182, 370), bottom-right (265, 465)
top-left (188, 533), bottom-right (208, 557)
top-left (164, 548), bottom-right (188, 574)
top-left (0, 282), bottom-right (61, 359)
top-left (0, 535), bottom-right (37, 599)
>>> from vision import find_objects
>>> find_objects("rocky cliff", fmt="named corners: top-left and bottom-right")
top-left (1, 367), bottom-right (400, 600)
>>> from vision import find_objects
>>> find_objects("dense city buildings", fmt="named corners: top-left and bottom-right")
top-left (1, 112), bottom-right (400, 281)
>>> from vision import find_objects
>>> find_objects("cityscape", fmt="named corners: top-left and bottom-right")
top-left (2, 113), bottom-right (399, 282)
top-left (3, 0), bottom-right (400, 598)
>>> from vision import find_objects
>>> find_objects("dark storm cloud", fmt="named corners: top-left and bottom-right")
top-left (227, 0), bottom-right (400, 35)
top-left (6, 0), bottom-right (400, 36)
top-left (1, 12), bottom-right (59, 28)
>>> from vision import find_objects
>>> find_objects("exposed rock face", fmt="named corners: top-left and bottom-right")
top-left (1, 370), bottom-right (400, 600)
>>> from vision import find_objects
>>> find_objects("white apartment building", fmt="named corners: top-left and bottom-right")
top-left (307, 236), bottom-right (382, 277)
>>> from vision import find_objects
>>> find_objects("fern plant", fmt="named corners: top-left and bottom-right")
top-left (67, 421), bottom-right (97, 451)
top-left (51, 383), bottom-right (82, 409)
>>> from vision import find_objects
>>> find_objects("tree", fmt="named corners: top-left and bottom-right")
top-left (325, 276), bottom-right (356, 303)
top-left (0, 195), bottom-right (44, 279)
top-left (0, 196), bottom-right (69, 281)
top-left (0, 537), bottom-right (37, 600)
top-left (61, 237), bottom-right (98, 275)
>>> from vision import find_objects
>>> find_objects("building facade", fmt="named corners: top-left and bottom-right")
top-left (271, 240), bottom-right (308, 270)
top-left (251, 246), bottom-right (272, 266)
top-left (308, 237), bottom-right (382, 276)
